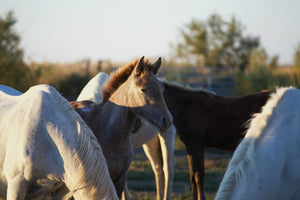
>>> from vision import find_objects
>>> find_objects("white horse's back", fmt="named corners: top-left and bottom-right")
top-left (0, 84), bottom-right (22, 96)
top-left (0, 85), bottom-right (73, 198)
top-left (0, 84), bottom-right (118, 199)
top-left (77, 72), bottom-right (110, 102)
top-left (216, 87), bottom-right (300, 200)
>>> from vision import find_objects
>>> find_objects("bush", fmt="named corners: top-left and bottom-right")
top-left (58, 73), bottom-right (91, 100)
top-left (235, 67), bottom-right (293, 95)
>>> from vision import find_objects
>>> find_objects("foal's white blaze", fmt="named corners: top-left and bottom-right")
top-left (215, 87), bottom-right (300, 200)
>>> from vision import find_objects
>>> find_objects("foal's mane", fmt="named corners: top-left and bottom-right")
top-left (216, 87), bottom-right (291, 200)
top-left (101, 58), bottom-right (153, 99)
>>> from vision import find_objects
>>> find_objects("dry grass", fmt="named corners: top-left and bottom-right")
top-left (127, 138), bottom-right (232, 200)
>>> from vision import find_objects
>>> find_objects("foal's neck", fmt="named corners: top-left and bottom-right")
top-left (84, 100), bottom-right (136, 155)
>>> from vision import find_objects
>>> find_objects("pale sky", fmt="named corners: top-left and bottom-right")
top-left (1, 0), bottom-right (299, 64)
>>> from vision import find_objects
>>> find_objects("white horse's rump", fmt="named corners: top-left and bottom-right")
top-left (77, 72), bottom-right (110, 102)
top-left (0, 84), bottom-right (118, 200)
top-left (215, 87), bottom-right (300, 200)
top-left (77, 72), bottom-right (176, 200)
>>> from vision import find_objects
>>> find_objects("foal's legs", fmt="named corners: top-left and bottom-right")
top-left (186, 142), bottom-right (206, 200)
top-left (143, 136), bottom-right (164, 200)
top-left (6, 175), bottom-right (28, 200)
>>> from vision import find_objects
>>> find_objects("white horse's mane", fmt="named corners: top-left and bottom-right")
top-left (20, 85), bottom-right (116, 199)
top-left (216, 87), bottom-right (292, 200)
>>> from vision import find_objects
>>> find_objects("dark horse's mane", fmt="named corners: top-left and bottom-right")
top-left (101, 58), bottom-right (153, 99)
top-left (163, 81), bottom-right (215, 99)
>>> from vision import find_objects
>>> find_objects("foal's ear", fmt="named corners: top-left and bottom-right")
top-left (135, 56), bottom-right (145, 76)
top-left (151, 57), bottom-right (162, 74)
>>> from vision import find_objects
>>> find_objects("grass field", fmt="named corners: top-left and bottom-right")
top-left (126, 136), bottom-right (232, 200)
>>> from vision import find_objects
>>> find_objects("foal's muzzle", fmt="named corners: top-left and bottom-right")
top-left (159, 112), bottom-right (173, 132)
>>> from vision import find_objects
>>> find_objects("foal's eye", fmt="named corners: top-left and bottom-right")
top-left (141, 88), bottom-right (147, 93)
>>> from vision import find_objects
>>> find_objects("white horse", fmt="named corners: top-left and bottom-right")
top-left (215, 87), bottom-right (300, 200)
top-left (77, 72), bottom-right (176, 200)
top-left (0, 84), bottom-right (118, 200)
top-left (0, 84), bottom-right (22, 96)
top-left (77, 72), bottom-right (110, 102)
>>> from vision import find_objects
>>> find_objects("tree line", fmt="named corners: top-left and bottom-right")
top-left (1, 11), bottom-right (300, 96)
top-left (169, 13), bottom-right (300, 94)
top-left (0, 11), bottom-right (93, 98)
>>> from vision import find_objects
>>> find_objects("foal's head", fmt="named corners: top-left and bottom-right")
top-left (103, 56), bottom-right (172, 132)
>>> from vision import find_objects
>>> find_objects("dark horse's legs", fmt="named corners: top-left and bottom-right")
top-left (186, 142), bottom-right (206, 200)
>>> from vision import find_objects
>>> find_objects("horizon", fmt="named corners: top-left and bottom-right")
top-left (1, 0), bottom-right (300, 65)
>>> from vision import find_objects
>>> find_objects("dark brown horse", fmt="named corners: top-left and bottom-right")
top-left (162, 82), bottom-right (272, 200)
top-left (70, 57), bottom-right (172, 198)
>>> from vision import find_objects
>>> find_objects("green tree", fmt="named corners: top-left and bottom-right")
top-left (248, 47), bottom-right (268, 71)
top-left (171, 14), bottom-right (259, 71)
top-left (294, 43), bottom-right (300, 68)
top-left (268, 54), bottom-right (279, 70)
top-left (58, 73), bottom-right (90, 99)
top-left (235, 67), bottom-right (291, 95)
top-left (0, 11), bottom-right (33, 91)
top-left (173, 19), bottom-right (207, 66)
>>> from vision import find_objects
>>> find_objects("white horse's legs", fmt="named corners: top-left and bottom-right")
top-left (122, 180), bottom-right (131, 200)
top-left (6, 176), bottom-right (28, 200)
top-left (158, 125), bottom-right (175, 200)
top-left (143, 136), bottom-right (164, 200)
top-left (123, 124), bottom-right (176, 200)
top-left (143, 125), bottom-right (176, 200)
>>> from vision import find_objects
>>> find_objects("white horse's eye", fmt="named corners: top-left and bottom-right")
top-left (141, 88), bottom-right (147, 93)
